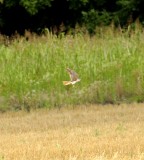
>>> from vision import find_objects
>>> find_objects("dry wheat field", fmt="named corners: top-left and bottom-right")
top-left (0, 103), bottom-right (144, 160)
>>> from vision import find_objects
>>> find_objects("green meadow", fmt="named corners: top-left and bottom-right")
top-left (0, 25), bottom-right (144, 111)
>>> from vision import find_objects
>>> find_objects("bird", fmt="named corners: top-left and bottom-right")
top-left (63, 68), bottom-right (81, 86)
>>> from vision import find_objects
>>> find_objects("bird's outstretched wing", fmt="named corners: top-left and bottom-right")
top-left (63, 68), bottom-right (81, 86)
top-left (66, 68), bottom-right (79, 81)
top-left (63, 81), bottom-right (72, 85)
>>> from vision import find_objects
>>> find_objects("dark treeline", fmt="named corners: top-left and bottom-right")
top-left (0, 0), bottom-right (144, 35)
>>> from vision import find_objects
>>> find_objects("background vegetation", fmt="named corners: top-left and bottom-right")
top-left (0, 0), bottom-right (144, 35)
top-left (0, 23), bottom-right (144, 111)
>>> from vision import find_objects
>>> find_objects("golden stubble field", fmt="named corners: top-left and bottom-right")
top-left (0, 103), bottom-right (144, 160)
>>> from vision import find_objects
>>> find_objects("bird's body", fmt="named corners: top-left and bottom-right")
top-left (63, 68), bottom-right (80, 86)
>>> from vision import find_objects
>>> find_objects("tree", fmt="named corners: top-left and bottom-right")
top-left (0, 0), bottom-right (144, 35)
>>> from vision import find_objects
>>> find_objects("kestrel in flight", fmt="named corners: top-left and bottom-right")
top-left (63, 68), bottom-right (81, 86)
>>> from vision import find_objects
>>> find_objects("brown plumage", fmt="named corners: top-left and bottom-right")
top-left (63, 68), bottom-right (81, 86)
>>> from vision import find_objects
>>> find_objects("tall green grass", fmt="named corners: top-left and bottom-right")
top-left (0, 24), bottom-right (144, 111)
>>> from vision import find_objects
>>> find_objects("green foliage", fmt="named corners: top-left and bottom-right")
top-left (3, 0), bottom-right (18, 8)
top-left (19, 0), bottom-right (52, 15)
top-left (82, 9), bottom-right (112, 34)
top-left (68, 0), bottom-right (89, 10)
top-left (3, 0), bottom-right (52, 15)
top-left (115, 0), bottom-right (138, 25)
top-left (0, 25), bottom-right (144, 111)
